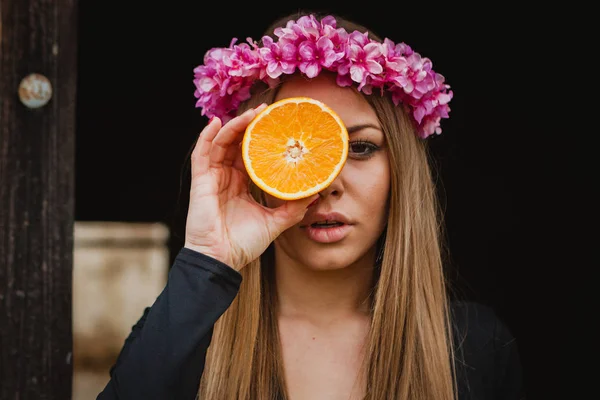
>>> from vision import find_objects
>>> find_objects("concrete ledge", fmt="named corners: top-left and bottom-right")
top-left (72, 221), bottom-right (169, 371)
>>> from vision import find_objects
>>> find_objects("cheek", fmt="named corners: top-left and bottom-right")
top-left (350, 158), bottom-right (390, 200)
top-left (348, 158), bottom-right (390, 224)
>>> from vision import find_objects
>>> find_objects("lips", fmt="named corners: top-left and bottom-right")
top-left (300, 212), bottom-right (353, 243)
top-left (310, 220), bottom-right (344, 228)
top-left (300, 212), bottom-right (351, 227)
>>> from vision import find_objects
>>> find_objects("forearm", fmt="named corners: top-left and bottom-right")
top-left (97, 247), bottom-right (242, 400)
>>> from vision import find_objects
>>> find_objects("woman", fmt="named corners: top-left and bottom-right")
top-left (98, 11), bottom-right (523, 400)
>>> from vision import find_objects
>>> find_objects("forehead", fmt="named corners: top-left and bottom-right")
top-left (274, 74), bottom-right (379, 127)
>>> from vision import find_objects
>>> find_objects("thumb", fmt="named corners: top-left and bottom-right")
top-left (268, 194), bottom-right (320, 236)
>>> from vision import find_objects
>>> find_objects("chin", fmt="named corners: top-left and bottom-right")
top-left (301, 255), bottom-right (355, 271)
top-left (291, 245), bottom-right (368, 271)
top-left (274, 230), bottom-right (377, 271)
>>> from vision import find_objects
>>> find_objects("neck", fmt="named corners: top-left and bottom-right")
top-left (274, 246), bottom-right (376, 324)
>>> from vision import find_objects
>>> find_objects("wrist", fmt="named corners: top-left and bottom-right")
top-left (183, 243), bottom-right (236, 270)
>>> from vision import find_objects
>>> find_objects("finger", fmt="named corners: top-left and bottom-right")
top-left (267, 194), bottom-right (320, 237)
top-left (254, 103), bottom-right (268, 114)
top-left (192, 117), bottom-right (222, 176)
top-left (223, 134), bottom-right (244, 166)
top-left (232, 147), bottom-right (246, 172)
top-left (229, 104), bottom-right (269, 168)
top-left (209, 107), bottom-right (260, 167)
top-left (210, 104), bottom-right (268, 167)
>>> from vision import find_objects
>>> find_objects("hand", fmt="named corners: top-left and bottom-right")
top-left (184, 105), bottom-right (318, 271)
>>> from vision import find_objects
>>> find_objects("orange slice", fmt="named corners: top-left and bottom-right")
top-left (242, 97), bottom-right (349, 200)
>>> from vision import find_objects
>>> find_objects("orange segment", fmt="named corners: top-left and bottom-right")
top-left (242, 97), bottom-right (349, 200)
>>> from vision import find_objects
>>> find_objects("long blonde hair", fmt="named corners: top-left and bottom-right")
top-left (198, 11), bottom-right (457, 400)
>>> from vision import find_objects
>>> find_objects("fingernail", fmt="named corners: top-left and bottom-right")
top-left (254, 103), bottom-right (266, 110)
top-left (208, 116), bottom-right (215, 124)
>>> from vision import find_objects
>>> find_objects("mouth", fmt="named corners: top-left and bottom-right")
top-left (307, 220), bottom-right (346, 228)
top-left (300, 220), bottom-right (352, 243)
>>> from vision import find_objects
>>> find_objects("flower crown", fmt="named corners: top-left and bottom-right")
top-left (193, 14), bottom-right (453, 139)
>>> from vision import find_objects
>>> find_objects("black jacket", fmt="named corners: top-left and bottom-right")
top-left (97, 247), bottom-right (524, 399)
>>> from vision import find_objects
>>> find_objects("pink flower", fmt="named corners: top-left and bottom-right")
top-left (292, 15), bottom-right (322, 41)
top-left (391, 52), bottom-right (437, 99)
top-left (192, 14), bottom-right (453, 138)
top-left (221, 41), bottom-right (262, 78)
top-left (259, 36), bottom-right (297, 79)
top-left (346, 41), bottom-right (384, 89)
top-left (297, 36), bottom-right (344, 78)
top-left (274, 21), bottom-right (300, 45)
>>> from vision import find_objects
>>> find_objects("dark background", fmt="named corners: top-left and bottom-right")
top-left (75, 3), bottom-right (576, 399)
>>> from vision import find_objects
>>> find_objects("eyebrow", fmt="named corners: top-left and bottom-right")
top-left (346, 124), bottom-right (382, 134)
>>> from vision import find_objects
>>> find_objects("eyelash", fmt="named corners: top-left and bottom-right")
top-left (348, 139), bottom-right (380, 159)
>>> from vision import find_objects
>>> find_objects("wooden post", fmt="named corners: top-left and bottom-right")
top-left (0, 0), bottom-right (78, 398)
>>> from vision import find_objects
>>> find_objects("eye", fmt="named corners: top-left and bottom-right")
top-left (348, 140), bottom-right (379, 159)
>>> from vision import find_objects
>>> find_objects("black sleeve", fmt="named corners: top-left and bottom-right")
top-left (492, 315), bottom-right (525, 400)
top-left (96, 247), bottom-right (242, 400)
top-left (451, 301), bottom-right (526, 400)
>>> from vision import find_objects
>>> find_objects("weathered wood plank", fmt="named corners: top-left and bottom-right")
top-left (0, 0), bottom-right (78, 398)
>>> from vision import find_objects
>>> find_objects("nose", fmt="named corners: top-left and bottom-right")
top-left (318, 175), bottom-right (343, 198)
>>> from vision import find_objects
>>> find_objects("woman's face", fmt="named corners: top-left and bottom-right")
top-left (265, 73), bottom-right (391, 271)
